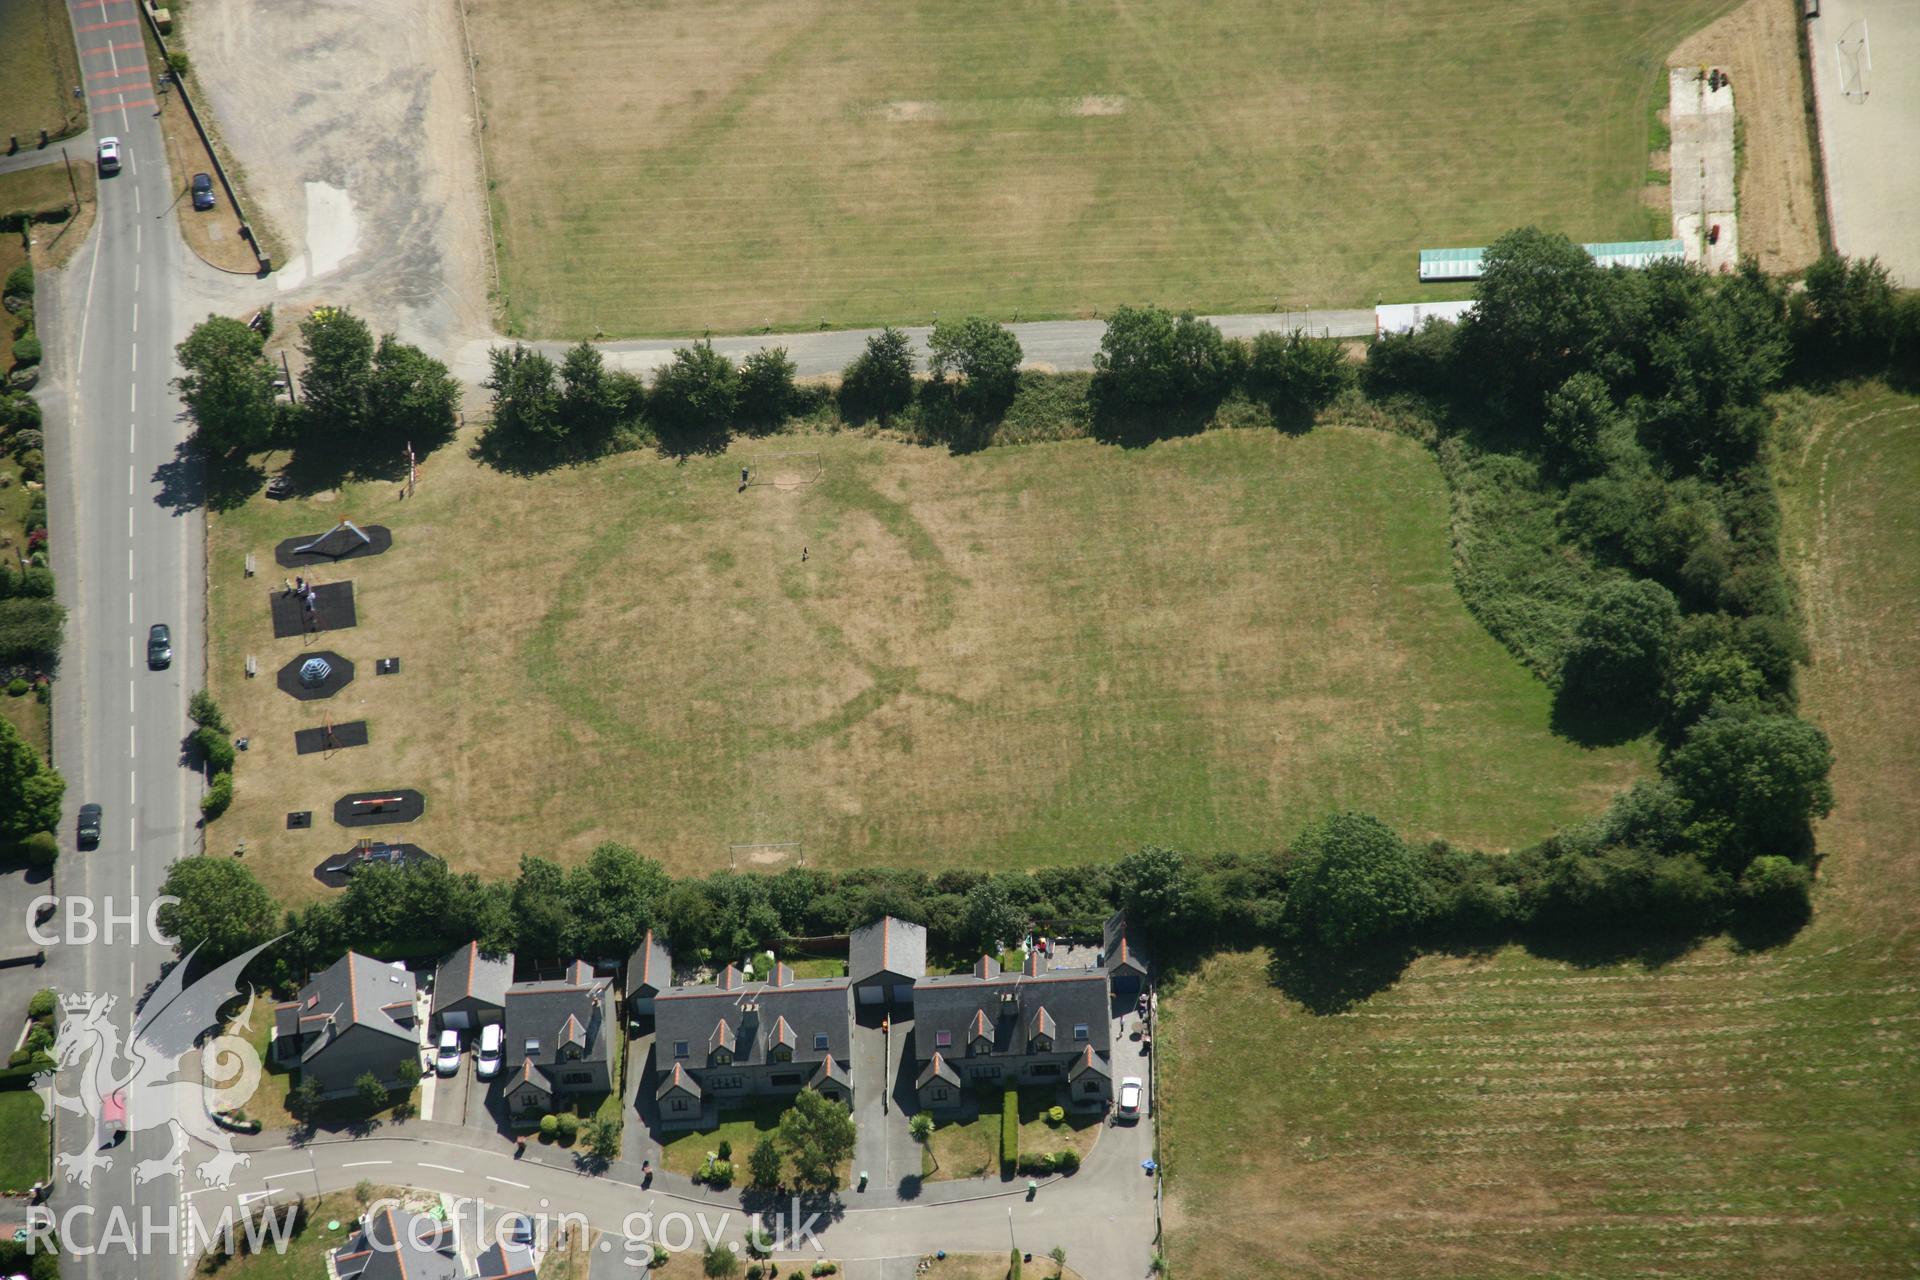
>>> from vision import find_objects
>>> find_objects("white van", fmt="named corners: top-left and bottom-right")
top-left (475, 1023), bottom-right (503, 1079)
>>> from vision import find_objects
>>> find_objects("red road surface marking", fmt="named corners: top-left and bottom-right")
top-left (88, 67), bottom-right (149, 82)
top-left (74, 17), bottom-right (136, 33)
top-left (112, 99), bottom-right (157, 112)
top-left (81, 41), bottom-right (144, 56)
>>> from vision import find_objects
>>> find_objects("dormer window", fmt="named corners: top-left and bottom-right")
top-left (524, 1039), bottom-right (541, 1057)
top-left (564, 1045), bottom-right (581, 1061)
top-left (1073, 1024), bottom-right (1089, 1041)
top-left (814, 1033), bottom-right (830, 1051)
top-left (771, 1045), bottom-right (792, 1063)
top-left (935, 1031), bottom-right (952, 1048)
top-left (1033, 1035), bottom-right (1052, 1052)
top-left (713, 1048), bottom-right (732, 1065)
top-left (673, 1040), bottom-right (689, 1059)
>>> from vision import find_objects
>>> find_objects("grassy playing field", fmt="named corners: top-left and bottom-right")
top-left (464, 0), bottom-right (1732, 337)
top-left (206, 425), bottom-right (1645, 905)
top-left (0, 0), bottom-right (86, 144)
top-left (1157, 386), bottom-right (1920, 1279)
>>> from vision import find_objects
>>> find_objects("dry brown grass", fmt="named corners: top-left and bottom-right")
top-left (1159, 386), bottom-right (1920, 1279)
top-left (145, 59), bottom-right (257, 274)
top-left (205, 425), bottom-right (1646, 906)
top-left (1670, 0), bottom-right (1822, 273)
top-left (464, 0), bottom-right (1732, 335)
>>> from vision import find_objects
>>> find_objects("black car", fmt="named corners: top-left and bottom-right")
top-left (147, 623), bottom-right (172, 669)
top-left (191, 172), bottom-right (215, 211)
top-left (77, 803), bottom-right (103, 849)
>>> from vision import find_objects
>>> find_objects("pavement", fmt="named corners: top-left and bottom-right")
top-left (448, 308), bottom-right (1377, 386)
top-left (0, 133), bottom-right (95, 178)
top-left (1668, 66), bottom-right (1740, 274)
top-left (1805, 0), bottom-right (1920, 285)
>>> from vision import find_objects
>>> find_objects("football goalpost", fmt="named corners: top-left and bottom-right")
top-left (1835, 20), bottom-right (1871, 102)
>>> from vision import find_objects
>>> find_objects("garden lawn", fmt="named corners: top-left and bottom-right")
top-left (189, 1191), bottom-right (380, 1280)
top-left (0, 1087), bottom-right (49, 1191)
top-left (226, 994), bottom-right (293, 1130)
top-left (656, 1102), bottom-right (786, 1179)
top-left (206, 426), bottom-right (1648, 904)
top-left (1157, 386), bottom-right (1920, 1279)
top-left (466, 0), bottom-right (1731, 335)
top-left (0, 0), bottom-right (85, 144)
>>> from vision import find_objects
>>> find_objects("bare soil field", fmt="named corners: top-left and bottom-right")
top-left (464, 0), bottom-right (1735, 336)
top-left (1670, 0), bottom-right (1823, 273)
top-left (205, 426), bottom-right (1648, 905)
top-left (1159, 386), bottom-right (1920, 1278)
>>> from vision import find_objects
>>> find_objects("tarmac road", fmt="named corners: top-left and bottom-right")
top-left (450, 309), bottom-right (1377, 385)
top-left (35, 3), bottom-right (207, 1278)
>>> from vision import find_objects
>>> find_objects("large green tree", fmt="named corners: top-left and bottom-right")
top-left (1559, 577), bottom-right (1680, 709)
top-left (1243, 328), bottom-right (1350, 425)
top-left (1279, 812), bottom-right (1430, 951)
top-left (777, 1087), bottom-right (857, 1190)
top-left (0, 715), bottom-right (63, 844)
top-left (737, 347), bottom-right (798, 429)
top-left (649, 341), bottom-right (739, 438)
top-left (839, 327), bottom-right (915, 423)
top-left (1666, 709), bottom-right (1834, 860)
top-left (173, 315), bottom-right (278, 455)
top-left (1460, 227), bottom-right (1608, 413)
top-left (297, 307), bottom-right (376, 435)
top-left (155, 855), bottom-right (276, 962)
top-left (369, 334), bottom-right (461, 450)
top-left (484, 344), bottom-right (563, 447)
top-left (1090, 306), bottom-right (1236, 420)
top-left (1110, 844), bottom-right (1192, 936)
top-left (927, 316), bottom-right (1022, 418)
top-left (564, 841), bottom-right (671, 959)
top-left (960, 880), bottom-right (1025, 956)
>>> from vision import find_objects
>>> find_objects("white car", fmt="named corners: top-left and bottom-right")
top-left (1118, 1076), bottom-right (1143, 1119)
top-left (435, 1028), bottom-right (462, 1076)
top-left (475, 1023), bottom-right (502, 1080)
top-left (97, 137), bottom-right (121, 174)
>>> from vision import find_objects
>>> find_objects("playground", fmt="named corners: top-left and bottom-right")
top-left (205, 428), bottom-right (1648, 904)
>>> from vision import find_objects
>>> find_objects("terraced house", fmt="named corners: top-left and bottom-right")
top-left (502, 960), bottom-right (615, 1118)
top-left (651, 962), bottom-right (854, 1130)
top-left (911, 952), bottom-right (1114, 1112)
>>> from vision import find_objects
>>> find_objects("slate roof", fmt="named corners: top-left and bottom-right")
top-left (504, 962), bottom-right (611, 1072)
top-left (1068, 1044), bottom-right (1110, 1080)
top-left (626, 930), bottom-right (673, 999)
top-left (275, 951), bottom-right (418, 1064)
top-left (331, 1206), bottom-right (459, 1280)
top-left (476, 1243), bottom-right (537, 1280)
top-left (1103, 911), bottom-right (1148, 977)
top-left (916, 1052), bottom-right (960, 1089)
top-left (433, 942), bottom-right (513, 1013)
top-left (656, 1062), bottom-right (702, 1101)
top-left (912, 963), bottom-right (1111, 1061)
top-left (849, 916), bottom-right (927, 984)
top-left (508, 1057), bottom-right (553, 1097)
top-left (653, 972), bottom-right (851, 1073)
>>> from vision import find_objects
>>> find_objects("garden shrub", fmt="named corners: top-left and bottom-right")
top-left (1053, 1148), bottom-right (1080, 1173)
top-left (200, 772), bottom-right (233, 820)
top-left (1046, 1105), bottom-right (1064, 1126)
top-left (193, 725), bottom-right (236, 773)
top-left (6, 678), bottom-right (27, 696)
top-left (27, 989), bottom-right (54, 1019)
top-left (999, 1085), bottom-right (1019, 1175)
top-left (19, 831), bottom-right (58, 870)
top-left (538, 1113), bottom-right (559, 1139)
top-left (3, 263), bottom-right (32, 298)
top-left (705, 1158), bottom-right (733, 1188)
top-left (554, 1111), bottom-right (580, 1142)
top-left (11, 336), bottom-right (41, 367)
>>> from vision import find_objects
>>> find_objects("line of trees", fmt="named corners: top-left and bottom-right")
top-left (173, 305), bottom-right (462, 482)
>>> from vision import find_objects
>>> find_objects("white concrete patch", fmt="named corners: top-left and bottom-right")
top-left (1808, 0), bottom-right (1920, 284)
top-left (275, 182), bottom-right (361, 292)
top-left (1669, 66), bottom-right (1740, 273)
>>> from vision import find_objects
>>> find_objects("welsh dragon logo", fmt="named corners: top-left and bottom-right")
top-left (36, 940), bottom-right (276, 1190)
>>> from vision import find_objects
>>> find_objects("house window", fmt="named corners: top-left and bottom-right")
top-left (772, 1046), bottom-right (792, 1063)
top-left (1029, 1064), bottom-right (1061, 1078)
top-left (935, 1031), bottom-right (952, 1048)
top-left (563, 1072), bottom-right (592, 1085)
top-left (1081, 1081), bottom-right (1100, 1093)
top-left (1033, 1036), bottom-right (1051, 1052)
top-left (524, 1039), bottom-right (541, 1056)
top-left (671, 1098), bottom-right (688, 1113)
top-left (770, 1073), bottom-right (802, 1088)
top-left (713, 1049), bottom-right (731, 1065)
top-left (673, 1041), bottom-right (689, 1059)
top-left (968, 1065), bottom-right (1001, 1080)
top-left (564, 1046), bottom-right (581, 1061)
top-left (1073, 1024), bottom-right (1089, 1041)
top-left (932, 1087), bottom-right (948, 1102)
top-left (814, 1033), bottom-right (830, 1051)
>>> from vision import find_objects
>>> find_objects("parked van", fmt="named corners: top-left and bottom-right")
top-left (475, 1023), bottom-right (503, 1079)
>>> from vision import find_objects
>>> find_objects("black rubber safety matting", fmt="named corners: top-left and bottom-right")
top-left (294, 720), bottom-right (370, 755)
top-left (313, 842), bottom-right (440, 888)
top-left (275, 651), bottom-right (355, 701)
top-left (333, 788), bottom-right (424, 827)
top-left (269, 581), bottom-right (357, 638)
top-left (376, 658), bottom-right (401, 675)
top-left (287, 811), bottom-right (312, 830)
top-left (274, 523), bottom-right (394, 568)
